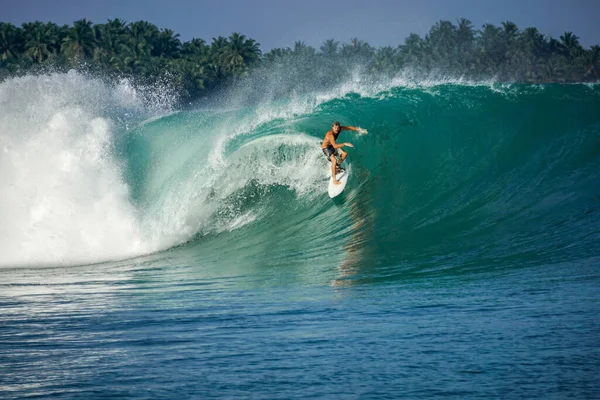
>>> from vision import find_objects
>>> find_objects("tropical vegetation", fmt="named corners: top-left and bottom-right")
top-left (1, 18), bottom-right (598, 102)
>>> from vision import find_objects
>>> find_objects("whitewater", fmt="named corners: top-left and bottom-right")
top-left (1, 70), bottom-right (599, 398)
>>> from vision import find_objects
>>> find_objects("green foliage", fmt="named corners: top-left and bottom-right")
top-left (62, 19), bottom-right (96, 61)
top-left (0, 17), bottom-right (598, 103)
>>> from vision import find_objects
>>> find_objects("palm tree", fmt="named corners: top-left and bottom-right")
top-left (228, 32), bottom-right (261, 64)
top-left (0, 22), bottom-right (21, 61)
top-left (341, 38), bottom-right (374, 62)
top-left (21, 21), bottom-right (59, 63)
top-left (115, 39), bottom-right (152, 74)
top-left (516, 27), bottom-right (547, 81)
top-left (291, 40), bottom-right (316, 57)
top-left (106, 18), bottom-right (128, 36)
top-left (499, 21), bottom-right (520, 69)
top-left (559, 31), bottom-right (582, 61)
top-left (92, 19), bottom-right (128, 66)
top-left (262, 47), bottom-right (292, 63)
top-left (43, 22), bottom-right (62, 57)
top-left (219, 48), bottom-right (245, 74)
top-left (152, 28), bottom-right (181, 58)
top-left (110, 20), bottom-right (159, 73)
top-left (125, 21), bottom-right (158, 57)
top-left (399, 33), bottom-right (424, 66)
top-left (182, 38), bottom-right (208, 58)
top-left (477, 23), bottom-right (505, 73)
top-left (371, 46), bottom-right (398, 75)
top-left (454, 18), bottom-right (477, 72)
top-left (426, 20), bottom-right (457, 61)
top-left (97, 19), bottom-right (127, 56)
top-left (320, 39), bottom-right (339, 57)
top-left (128, 21), bottom-right (159, 42)
top-left (62, 19), bottom-right (96, 60)
top-left (212, 33), bottom-right (260, 75)
top-left (217, 33), bottom-right (260, 74)
top-left (541, 54), bottom-right (566, 82)
top-left (520, 27), bottom-right (545, 56)
top-left (500, 21), bottom-right (519, 42)
top-left (456, 18), bottom-right (475, 52)
top-left (582, 45), bottom-right (600, 80)
top-left (205, 62), bottom-right (227, 82)
top-left (210, 36), bottom-right (229, 55)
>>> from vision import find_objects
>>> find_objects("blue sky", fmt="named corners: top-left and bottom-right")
top-left (3, 0), bottom-right (599, 50)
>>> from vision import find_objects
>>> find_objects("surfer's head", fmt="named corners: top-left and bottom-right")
top-left (332, 121), bottom-right (341, 133)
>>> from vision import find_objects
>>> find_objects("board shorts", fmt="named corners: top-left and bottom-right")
top-left (322, 146), bottom-right (341, 159)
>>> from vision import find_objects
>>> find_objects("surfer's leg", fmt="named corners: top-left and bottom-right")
top-left (330, 155), bottom-right (340, 184)
top-left (338, 149), bottom-right (347, 167)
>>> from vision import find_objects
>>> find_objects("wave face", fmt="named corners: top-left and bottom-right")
top-left (1, 72), bottom-right (599, 272)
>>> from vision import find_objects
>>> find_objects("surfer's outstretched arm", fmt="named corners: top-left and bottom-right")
top-left (342, 126), bottom-right (368, 134)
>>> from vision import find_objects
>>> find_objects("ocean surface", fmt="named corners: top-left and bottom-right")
top-left (1, 72), bottom-right (599, 398)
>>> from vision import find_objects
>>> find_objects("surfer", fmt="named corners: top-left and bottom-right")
top-left (321, 121), bottom-right (367, 185)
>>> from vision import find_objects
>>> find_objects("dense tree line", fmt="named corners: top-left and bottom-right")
top-left (1, 18), bottom-right (598, 101)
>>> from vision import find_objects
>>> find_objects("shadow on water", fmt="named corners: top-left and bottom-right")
top-left (332, 167), bottom-right (378, 287)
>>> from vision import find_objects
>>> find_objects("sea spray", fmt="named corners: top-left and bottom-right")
top-left (0, 72), bottom-right (173, 267)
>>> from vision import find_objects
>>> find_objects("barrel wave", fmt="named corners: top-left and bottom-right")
top-left (1, 73), bottom-right (599, 276)
top-left (2, 72), bottom-right (600, 398)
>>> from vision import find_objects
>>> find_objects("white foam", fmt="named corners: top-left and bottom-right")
top-left (234, 133), bottom-right (327, 195)
top-left (0, 72), bottom-right (173, 267)
top-left (225, 211), bottom-right (257, 232)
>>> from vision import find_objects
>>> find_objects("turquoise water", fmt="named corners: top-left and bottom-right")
top-left (1, 73), bottom-right (599, 398)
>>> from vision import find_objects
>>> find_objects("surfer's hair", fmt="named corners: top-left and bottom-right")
top-left (332, 121), bottom-right (340, 127)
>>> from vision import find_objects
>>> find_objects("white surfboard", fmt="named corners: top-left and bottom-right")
top-left (328, 169), bottom-right (349, 198)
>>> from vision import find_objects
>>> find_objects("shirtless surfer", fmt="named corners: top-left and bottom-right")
top-left (321, 121), bottom-right (367, 185)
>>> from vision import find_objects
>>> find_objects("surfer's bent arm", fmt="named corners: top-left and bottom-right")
top-left (330, 136), bottom-right (352, 149)
top-left (330, 136), bottom-right (343, 149)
